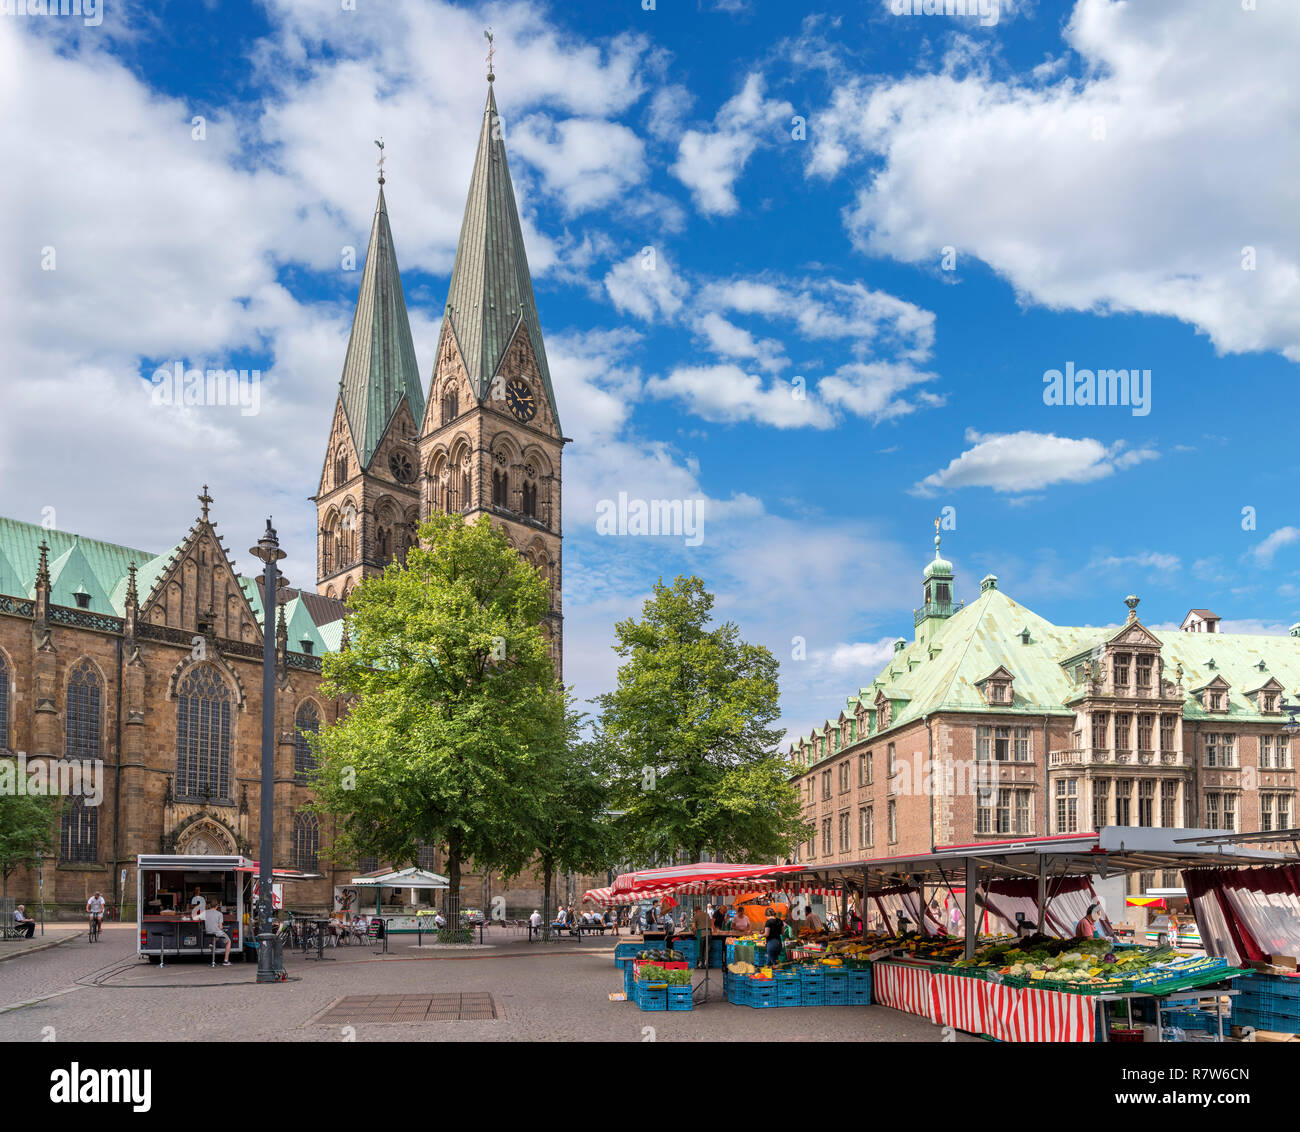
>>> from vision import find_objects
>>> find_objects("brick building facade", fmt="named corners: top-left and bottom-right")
top-left (789, 534), bottom-right (1298, 893)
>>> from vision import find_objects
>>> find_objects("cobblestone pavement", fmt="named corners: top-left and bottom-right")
top-left (0, 925), bottom-right (974, 1043)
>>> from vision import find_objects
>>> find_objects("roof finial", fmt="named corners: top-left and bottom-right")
top-left (198, 484), bottom-right (213, 522)
top-left (35, 539), bottom-right (50, 589)
top-left (126, 561), bottom-right (139, 607)
top-left (484, 27), bottom-right (495, 83)
top-left (933, 515), bottom-right (942, 558)
top-left (374, 138), bottom-right (385, 186)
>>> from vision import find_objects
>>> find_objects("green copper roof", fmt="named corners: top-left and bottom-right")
top-left (340, 185), bottom-right (425, 470)
top-left (282, 596), bottom-right (327, 656)
top-left (442, 84), bottom-right (560, 428)
top-left (47, 540), bottom-right (114, 613)
top-left (0, 516), bottom-right (154, 616)
top-left (0, 545), bottom-right (24, 600)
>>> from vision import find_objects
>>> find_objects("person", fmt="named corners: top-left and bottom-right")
top-left (733, 907), bottom-right (750, 934)
top-left (1164, 913), bottom-right (1180, 947)
top-left (712, 903), bottom-right (726, 932)
top-left (1075, 903), bottom-right (1108, 941)
top-left (203, 903), bottom-right (232, 965)
top-left (189, 887), bottom-right (206, 920)
top-left (806, 907), bottom-right (823, 932)
top-left (433, 910), bottom-right (446, 930)
top-left (661, 907), bottom-right (676, 952)
top-left (763, 907), bottom-right (783, 967)
top-left (692, 904), bottom-right (711, 969)
top-left (86, 891), bottom-right (106, 936)
top-left (13, 904), bottom-right (35, 939)
top-left (781, 912), bottom-right (798, 950)
top-left (528, 909), bottom-right (542, 939)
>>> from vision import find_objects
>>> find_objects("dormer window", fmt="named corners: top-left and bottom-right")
top-left (74, 592), bottom-right (91, 609)
top-left (988, 683), bottom-right (1007, 703)
top-left (976, 666), bottom-right (1015, 707)
top-left (300, 639), bottom-right (314, 656)
top-left (1263, 693), bottom-right (1277, 713)
top-left (1209, 692), bottom-right (1223, 711)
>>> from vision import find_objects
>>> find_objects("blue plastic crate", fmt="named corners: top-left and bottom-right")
top-left (1247, 974), bottom-right (1300, 999)
top-left (637, 986), bottom-right (668, 1012)
top-left (667, 986), bottom-right (693, 1011)
top-left (847, 972), bottom-right (872, 996)
top-left (1248, 993), bottom-right (1300, 1018)
top-left (848, 988), bottom-right (872, 1006)
top-left (624, 967), bottom-right (635, 995)
top-left (749, 983), bottom-right (780, 1009)
top-left (1232, 1009), bottom-right (1300, 1034)
top-left (801, 986), bottom-right (826, 1007)
top-left (826, 989), bottom-right (849, 1006)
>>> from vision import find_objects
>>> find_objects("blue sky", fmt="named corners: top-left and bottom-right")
top-left (1, 0), bottom-right (1297, 744)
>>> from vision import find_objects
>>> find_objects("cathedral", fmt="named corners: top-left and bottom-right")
top-left (0, 77), bottom-right (576, 915)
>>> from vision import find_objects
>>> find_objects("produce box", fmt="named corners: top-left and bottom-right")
top-left (636, 986), bottom-right (667, 1012)
top-left (633, 958), bottom-right (688, 975)
top-left (667, 985), bottom-right (693, 1011)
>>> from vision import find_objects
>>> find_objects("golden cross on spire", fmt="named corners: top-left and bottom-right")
top-left (484, 27), bottom-right (495, 82)
top-left (934, 516), bottom-right (941, 534)
top-left (199, 484), bottom-right (213, 521)
top-left (374, 138), bottom-right (385, 185)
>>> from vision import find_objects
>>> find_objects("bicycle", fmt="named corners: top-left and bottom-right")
top-left (88, 915), bottom-right (102, 943)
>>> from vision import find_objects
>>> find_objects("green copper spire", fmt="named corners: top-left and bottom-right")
top-left (441, 83), bottom-right (560, 428)
top-left (339, 182), bottom-right (425, 469)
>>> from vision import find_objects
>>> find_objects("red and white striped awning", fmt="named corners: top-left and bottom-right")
top-left (583, 870), bottom-right (841, 906)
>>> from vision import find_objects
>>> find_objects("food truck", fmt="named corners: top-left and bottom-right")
top-left (136, 854), bottom-right (291, 962)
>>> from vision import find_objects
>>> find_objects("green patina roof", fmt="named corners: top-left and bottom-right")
top-left (47, 541), bottom-right (114, 612)
top-left (340, 185), bottom-right (425, 470)
top-left (0, 545), bottom-right (24, 599)
top-left (282, 596), bottom-right (327, 657)
top-left (0, 516), bottom-right (154, 616)
top-left (442, 84), bottom-right (560, 428)
top-left (797, 576), bottom-right (1300, 768)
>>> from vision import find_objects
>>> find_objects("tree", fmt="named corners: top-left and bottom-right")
top-left (521, 696), bottom-right (617, 939)
top-left (0, 788), bottom-right (59, 898)
top-left (309, 512), bottom-right (565, 922)
top-left (597, 575), bottom-right (810, 865)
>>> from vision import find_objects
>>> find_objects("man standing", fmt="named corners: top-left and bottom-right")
top-left (203, 903), bottom-right (232, 965)
top-left (692, 904), bottom-right (711, 969)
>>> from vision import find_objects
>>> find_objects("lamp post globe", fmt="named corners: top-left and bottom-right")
top-left (249, 519), bottom-right (287, 983)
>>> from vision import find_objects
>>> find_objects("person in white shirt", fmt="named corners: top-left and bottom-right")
top-left (86, 892), bottom-right (106, 935)
top-left (203, 904), bottom-right (231, 965)
top-left (433, 911), bottom-right (446, 930)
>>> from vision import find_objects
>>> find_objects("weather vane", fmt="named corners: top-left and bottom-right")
top-left (484, 27), bottom-right (495, 83)
top-left (374, 138), bottom-right (385, 185)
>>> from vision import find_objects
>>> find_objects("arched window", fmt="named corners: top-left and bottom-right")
top-left (175, 666), bottom-right (233, 802)
top-left (442, 387), bottom-right (458, 424)
top-left (66, 660), bottom-right (101, 761)
top-left (416, 842), bottom-right (438, 870)
top-left (461, 464), bottom-right (472, 512)
top-left (0, 653), bottom-right (8, 752)
top-left (493, 468), bottom-right (508, 508)
top-left (295, 703), bottom-right (320, 783)
top-left (61, 796), bottom-right (98, 863)
top-left (335, 454), bottom-right (348, 487)
top-left (292, 813), bottom-right (319, 871)
top-left (376, 525), bottom-right (389, 561)
top-left (522, 480), bottom-right (537, 519)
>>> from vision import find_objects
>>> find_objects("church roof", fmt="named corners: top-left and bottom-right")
top-left (339, 184), bottom-right (425, 470)
top-left (442, 83), bottom-right (560, 428)
top-left (0, 516), bottom-right (153, 615)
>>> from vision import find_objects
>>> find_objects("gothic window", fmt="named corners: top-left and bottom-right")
top-left (358, 855), bottom-right (379, 874)
top-left (175, 666), bottom-right (232, 802)
top-left (522, 480), bottom-right (537, 519)
top-left (340, 503), bottom-right (358, 563)
top-left (376, 525), bottom-right (390, 562)
top-left (493, 468), bottom-right (508, 508)
top-left (66, 660), bottom-right (102, 761)
top-left (61, 796), bottom-right (97, 863)
top-left (295, 703), bottom-right (320, 783)
top-left (461, 464), bottom-right (472, 512)
top-left (334, 453), bottom-right (348, 488)
top-left (442, 387), bottom-right (459, 425)
top-left (416, 842), bottom-right (438, 871)
top-left (292, 813), bottom-right (319, 871)
top-left (0, 653), bottom-right (8, 751)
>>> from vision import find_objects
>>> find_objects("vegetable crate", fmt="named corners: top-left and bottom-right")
top-left (776, 983), bottom-right (801, 1007)
top-left (667, 985), bottom-right (693, 1011)
top-left (623, 967), bottom-right (635, 995)
top-left (634, 984), bottom-right (668, 1012)
top-left (633, 958), bottom-right (688, 976)
top-left (747, 980), bottom-right (780, 1009)
top-left (801, 983), bottom-right (826, 1007)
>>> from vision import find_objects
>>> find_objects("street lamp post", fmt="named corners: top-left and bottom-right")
top-left (250, 520), bottom-right (286, 984)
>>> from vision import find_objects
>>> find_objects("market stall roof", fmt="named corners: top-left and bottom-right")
top-left (789, 828), bottom-right (1296, 894)
top-left (347, 867), bottom-right (449, 889)
top-left (587, 863), bottom-right (839, 906)
top-left (611, 862), bottom-right (793, 893)
top-left (135, 854), bottom-right (317, 880)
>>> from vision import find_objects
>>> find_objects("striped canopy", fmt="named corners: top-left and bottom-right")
top-left (583, 872), bottom-right (841, 906)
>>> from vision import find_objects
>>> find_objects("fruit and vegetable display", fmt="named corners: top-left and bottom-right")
top-left (635, 964), bottom-right (693, 986)
top-left (636, 949), bottom-right (685, 962)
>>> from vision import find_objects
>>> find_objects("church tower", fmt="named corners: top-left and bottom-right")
top-left (418, 76), bottom-right (566, 672)
top-left (315, 168), bottom-right (425, 600)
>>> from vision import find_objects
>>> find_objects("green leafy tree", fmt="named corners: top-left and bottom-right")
top-left (308, 513), bottom-right (565, 921)
top-left (597, 575), bottom-right (809, 865)
top-left (521, 697), bottom-right (617, 939)
top-left (0, 786), bottom-right (59, 898)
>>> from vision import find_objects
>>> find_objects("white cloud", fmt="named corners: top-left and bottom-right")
top-left (913, 430), bottom-right (1158, 496)
top-left (1249, 527), bottom-right (1300, 567)
top-left (603, 251), bottom-right (690, 321)
top-left (508, 115), bottom-right (647, 214)
top-left (822, 638), bottom-right (900, 673)
top-left (811, 0), bottom-right (1300, 361)
top-left (646, 365), bottom-right (834, 429)
top-left (818, 361), bottom-right (941, 422)
top-left (1092, 552), bottom-right (1181, 573)
top-left (671, 73), bottom-right (794, 216)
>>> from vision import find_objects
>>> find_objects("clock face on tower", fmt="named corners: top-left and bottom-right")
top-left (504, 377), bottom-right (537, 423)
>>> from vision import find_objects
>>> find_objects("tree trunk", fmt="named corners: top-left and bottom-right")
top-left (446, 838), bottom-right (462, 932)
top-left (542, 855), bottom-right (554, 943)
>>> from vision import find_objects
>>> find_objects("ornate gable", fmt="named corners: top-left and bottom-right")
top-left (1107, 620), bottom-right (1162, 649)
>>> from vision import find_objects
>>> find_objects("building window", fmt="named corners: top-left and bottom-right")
top-left (441, 388), bottom-right (458, 424)
top-left (294, 703), bottom-right (320, 783)
top-left (358, 856), bottom-right (379, 874)
top-left (838, 811), bottom-right (850, 853)
top-left (1262, 735), bottom-right (1273, 769)
top-left (1114, 654), bottom-right (1130, 688)
top-left (175, 666), bottom-right (232, 802)
top-left (1055, 779), bottom-right (1078, 833)
top-left (838, 760), bottom-right (850, 794)
top-left (806, 779), bottom-right (814, 804)
top-left (976, 726), bottom-right (991, 761)
top-left (1209, 692), bottom-right (1223, 712)
top-left (1114, 713), bottom-right (1131, 751)
top-left (860, 806), bottom-right (873, 848)
top-left (821, 770), bottom-right (831, 800)
top-left (492, 469), bottom-right (508, 507)
top-left (1279, 735), bottom-right (1292, 769)
top-left (887, 743), bottom-right (896, 777)
top-left (1138, 779), bottom-right (1155, 826)
top-left (1223, 792), bottom-right (1237, 831)
top-left (1160, 716), bottom-right (1175, 752)
top-left (1137, 715), bottom-right (1154, 752)
top-left (887, 800), bottom-right (897, 844)
top-left (66, 660), bottom-right (102, 762)
top-left (416, 842), bottom-right (438, 871)
top-left (991, 727), bottom-right (1011, 761)
top-left (1262, 793), bottom-right (1276, 832)
top-left (1091, 713), bottom-right (1108, 750)
top-left (60, 796), bottom-right (97, 863)
top-left (1206, 733), bottom-right (1236, 768)
top-left (1092, 780), bottom-right (1109, 831)
top-left (1014, 728), bottom-right (1031, 762)
top-left (1161, 781), bottom-right (1178, 828)
top-left (821, 818), bottom-right (832, 856)
top-left (0, 653), bottom-right (8, 751)
top-left (1115, 779), bottom-right (1132, 825)
top-left (1263, 692), bottom-right (1278, 713)
top-left (858, 752), bottom-right (867, 787)
top-left (522, 479), bottom-right (538, 519)
top-left (1136, 655), bottom-right (1153, 689)
top-left (292, 813), bottom-right (319, 871)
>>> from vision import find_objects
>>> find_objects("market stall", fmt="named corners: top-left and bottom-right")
top-left (346, 866), bottom-right (449, 933)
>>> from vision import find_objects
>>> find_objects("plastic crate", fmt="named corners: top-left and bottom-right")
top-left (624, 967), bottom-right (635, 995)
top-left (776, 985), bottom-right (801, 1006)
top-left (1231, 1009), bottom-right (1300, 1034)
top-left (848, 988), bottom-right (872, 1006)
top-left (825, 989), bottom-right (849, 1006)
top-left (1250, 973), bottom-right (1300, 999)
top-left (1238, 993), bottom-right (1300, 1018)
top-left (847, 972), bottom-right (872, 996)
top-left (636, 986), bottom-right (668, 1012)
top-left (801, 985), bottom-right (826, 1007)
top-left (667, 986), bottom-right (693, 1011)
top-left (749, 982), bottom-right (780, 1009)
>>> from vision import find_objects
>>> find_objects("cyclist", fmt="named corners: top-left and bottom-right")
top-left (86, 891), bottom-right (106, 940)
